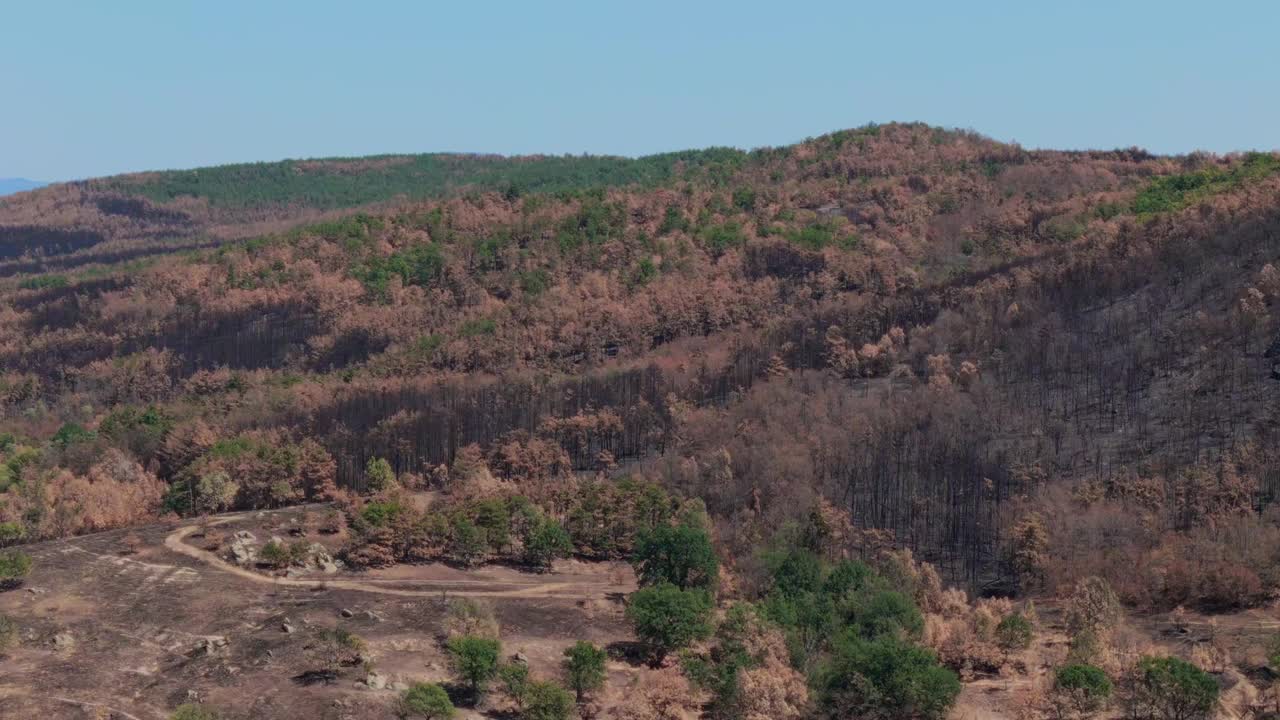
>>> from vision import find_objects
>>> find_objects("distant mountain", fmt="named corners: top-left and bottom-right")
top-left (0, 178), bottom-right (47, 196)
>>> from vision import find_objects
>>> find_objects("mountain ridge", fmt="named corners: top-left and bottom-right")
top-left (0, 177), bottom-right (46, 197)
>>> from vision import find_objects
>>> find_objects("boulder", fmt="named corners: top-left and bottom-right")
top-left (229, 531), bottom-right (258, 565)
top-left (193, 636), bottom-right (229, 656)
top-left (52, 632), bottom-right (75, 651)
top-left (365, 671), bottom-right (388, 690)
top-left (307, 543), bottom-right (341, 574)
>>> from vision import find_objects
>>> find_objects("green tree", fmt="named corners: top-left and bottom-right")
top-left (816, 633), bottom-right (959, 720)
top-left (497, 661), bottom-right (530, 710)
top-left (523, 517), bottom-right (572, 571)
top-left (1053, 664), bottom-right (1111, 718)
top-left (632, 522), bottom-right (719, 591)
top-left (449, 517), bottom-right (489, 567)
top-left (365, 457), bottom-right (397, 493)
top-left (562, 640), bottom-right (607, 702)
top-left (1128, 656), bottom-right (1218, 720)
top-left (524, 680), bottom-right (575, 720)
top-left (447, 635), bottom-right (501, 698)
top-left (996, 613), bottom-right (1034, 651)
top-left (626, 583), bottom-right (713, 664)
top-left (399, 682), bottom-right (455, 719)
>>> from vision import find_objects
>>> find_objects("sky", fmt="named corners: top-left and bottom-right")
top-left (3, 1), bottom-right (1278, 181)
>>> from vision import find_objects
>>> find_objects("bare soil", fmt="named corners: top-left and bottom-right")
top-left (0, 506), bottom-right (638, 719)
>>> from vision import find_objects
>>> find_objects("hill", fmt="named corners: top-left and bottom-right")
top-left (1, 122), bottom-right (1279, 719)
top-left (0, 178), bottom-right (46, 197)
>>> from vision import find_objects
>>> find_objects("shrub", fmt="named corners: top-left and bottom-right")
top-left (0, 615), bottom-right (17, 651)
top-left (1053, 664), bottom-right (1112, 718)
top-left (0, 550), bottom-right (31, 589)
top-left (626, 583), bottom-right (713, 664)
top-left (257, 541), bottom-right (293, 569)
top-left (0, 522), bottom-right (23, 545)
top-left (360, 499), bottom-right (411, 528)
top-left (995, 613), bottom-right (1034, 651)
top-left (171, 705), bottom-right (220, 720)
top-left (399, 682), bottom-right (455, 719)
top-left (846, 589), bottom-right (924, 640)
top-left (445, 598), bottom-right (500, 640)
top-left (447, 635), bottom-right (501, 697)
top-left (524, 680), bottom-right (575, 720)
top-left (562, 640), bottom-right (607, 702)
top-left (365, 457), bottom-right (397, 493)
top-left (1127, 656), bottom-right (1218, 720)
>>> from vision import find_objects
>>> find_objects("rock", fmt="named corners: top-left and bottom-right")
top-left (193, 636), bottom-right (229, 656)
top-left (52, 632), bottom-right (75, 651)
top-left (281, 620), bottom-right (295, 634)
top-left (511, 651), bottom-right (529, 665)
top-left (340, 608), bottom-right (354, 618)
top-left (389, 681), bottom-right (408, 692)
top-left (230, 531), bottom-right (259, 565)
top-left (365, 671), bottom-right (388, 690)
top-left (305, 543), bottom-right (341, 574)
top-left (362, 610), bottom-right (385, 623)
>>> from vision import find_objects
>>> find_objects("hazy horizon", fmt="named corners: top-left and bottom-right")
top-left (5, 1), bottom-right (1278, 181)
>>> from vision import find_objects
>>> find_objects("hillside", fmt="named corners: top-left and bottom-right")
top-left (1, 123), bottom-right (1279, 719)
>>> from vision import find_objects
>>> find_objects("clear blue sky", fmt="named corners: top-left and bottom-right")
top-left (4, 1), bottom-right (1277, 181)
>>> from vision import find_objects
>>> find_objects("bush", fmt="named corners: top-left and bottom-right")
top-left (995, 613), bottom-right (1034, 651)
top-left (562, 640), bottom-right (607, 701)
top-left (399, 682), bottom-right (455, 719)
top-left (171, 705), bottom-right (219, 720)
top-left (627, 583), bottom-right (714, 664)
top-left (0, 615), bottom-right (17, 651)
top-left (0, 550), bottom-right (31, 589)
top-left (447, 635), bottom-right (501, 697)
top-left (1053, 664), bottom-right (1112, 718)
top-left (365, 457), bottom-right (397, 493)
top-left (257, 540), bottom-right (293, 569)
top-left (445, 598), bottom-right (500, 640)
top-left (1127, 656), bottom-right (1218, 720)
top-left (524, 680), bottom-right (575, 720)
top-left (0, 522), bottom-right (22, 545)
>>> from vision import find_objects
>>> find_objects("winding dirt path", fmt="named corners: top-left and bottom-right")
top-left (163, 518), bottom-right (629, 600)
